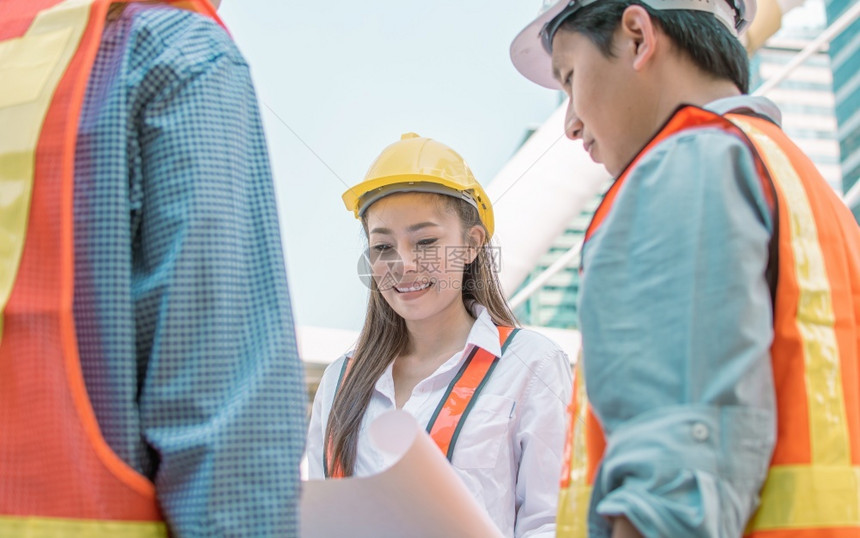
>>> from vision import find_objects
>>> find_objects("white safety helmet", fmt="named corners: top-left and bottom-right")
top-left (510, 0), bottom-right (757, 89)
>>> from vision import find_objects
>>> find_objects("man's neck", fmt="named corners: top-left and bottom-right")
top-left (677, 78), bottom-right (743, 109)
top-left (650, 68), bottom-right (742, 133)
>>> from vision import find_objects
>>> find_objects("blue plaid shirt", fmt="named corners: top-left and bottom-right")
top-left (73, 4), bottom-right (305, 536)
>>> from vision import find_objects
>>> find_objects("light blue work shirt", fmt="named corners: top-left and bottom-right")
top-left (580, 96), bottom-right (781, 537)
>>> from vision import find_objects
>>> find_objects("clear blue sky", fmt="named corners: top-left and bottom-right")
top-left (219, 1), bottom-right (559, 330)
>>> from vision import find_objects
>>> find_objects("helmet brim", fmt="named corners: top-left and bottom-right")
top-left (509, 2), bottom-right (569, 90)
top-left (343, 175), bottom-right (495, 239)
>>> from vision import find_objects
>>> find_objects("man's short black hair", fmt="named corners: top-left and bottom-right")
top-left (559, 0), bottom-right (750, 93)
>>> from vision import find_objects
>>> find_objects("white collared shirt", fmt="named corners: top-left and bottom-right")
top-left (306, 305), bottom-right (572, 538)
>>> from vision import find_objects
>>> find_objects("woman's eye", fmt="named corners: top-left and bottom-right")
top-left (417, 238), bottom-right (437, 247)
top-left (372, 244), bottom-right (391, 253)
top-left (563, 71), bottom-right (573, 87)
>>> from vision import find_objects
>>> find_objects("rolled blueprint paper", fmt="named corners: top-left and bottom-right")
top-left (300, 409), bottom-right (504, 538)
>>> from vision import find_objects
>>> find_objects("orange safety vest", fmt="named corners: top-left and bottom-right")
top-left (325, 326), bottom-right (519, 478)
top-left (556, 105), bottom-right (860, 537)
top-left (0, 1), bottom-right (222, 536)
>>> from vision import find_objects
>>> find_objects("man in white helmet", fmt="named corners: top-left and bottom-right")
top-left (512, 1), bottom-right (860, 537)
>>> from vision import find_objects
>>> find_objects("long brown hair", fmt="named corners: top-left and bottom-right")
top-left (324, 194), bottom-right (517, 477)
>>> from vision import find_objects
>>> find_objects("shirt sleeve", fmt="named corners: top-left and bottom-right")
top-left (513, 342), bottom-right (573, 538)
top-left (129, 13), bottom-right (307, 536)
top-left (306, 356), bottom-right (347, 480)
top-left (306, 378), bottom-right (327, 480)
top-left (579, 129), bottom-right (777, 537)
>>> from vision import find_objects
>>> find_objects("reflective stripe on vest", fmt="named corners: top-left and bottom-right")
top-left (730, 114), bottom-right (860, 535)
top-left (325, 326), bottom-right (519, 478)
top-left (556, 358), bottom-right (591, 538)
top-left (0, 1), bottom-right (222, 535)
top-left (556, 105), bottom-right (860, 537)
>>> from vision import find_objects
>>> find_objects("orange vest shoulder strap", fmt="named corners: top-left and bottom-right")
top-left (497, 325), bottom-right (518, 353)
top-left (333, 353), bottom-right (353, 394)
top-left (584, 105), bottom-right (777, 243)
top-left (326, 326), bottom-right (519, 476)
top-left (426, 326), bottom-right (518, 460)
top-left (581, 105), bottom-right (779, 301)
top-left (323, 355), bottom-right (353, 478)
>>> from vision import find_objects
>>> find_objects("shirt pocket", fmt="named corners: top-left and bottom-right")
top-left (450, 394), bottom-right (515, 470)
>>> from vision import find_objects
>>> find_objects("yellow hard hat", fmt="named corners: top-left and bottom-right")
top-left (342, 133), bottom-right (495, 238)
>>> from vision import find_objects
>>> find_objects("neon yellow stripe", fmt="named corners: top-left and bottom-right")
top-left (733, 117), bottom-right (850, 467)
top-left (557, 358), bottom-right (591, 538)
top-left (0, 515), bottom-right (166, 538)
top-left (750, 465), bottom-right (860, 530)
top-left (570, 360), bottom-right (588, 485)
top-left (557, 484), bottom-right (592, 538)
top-left (0, 0), bottom-right (93, 343)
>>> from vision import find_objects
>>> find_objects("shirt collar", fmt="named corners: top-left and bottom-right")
top-left (466, 303), bottom-right (504, 358)
top-left (705, 95), bottom-right (782, 126)
top-left (372, 303), bottom-right (503, 401)
top-left (430, 303), bottom-right (504, 375)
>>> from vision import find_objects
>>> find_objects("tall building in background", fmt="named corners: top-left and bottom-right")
top-left (751, 0), bottom-right (842, 191)
top-left (824, 0), bottom-right (860, 220)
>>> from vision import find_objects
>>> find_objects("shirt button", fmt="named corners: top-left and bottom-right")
top-left (691, 422), bottom-right (710, 442)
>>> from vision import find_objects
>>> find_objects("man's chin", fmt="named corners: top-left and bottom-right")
top-left (603, 163), bottom-right (619, 177)
top-left (589, 154), bottom-right (616, 177)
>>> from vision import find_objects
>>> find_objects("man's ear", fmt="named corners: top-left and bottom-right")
top-left (466, 225), bottom-right (487, 263)
top-left (620, 5), bottom-right (658, 71)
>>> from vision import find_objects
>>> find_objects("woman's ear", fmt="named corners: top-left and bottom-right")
top-left (465, 225), bottom-right (487, 263)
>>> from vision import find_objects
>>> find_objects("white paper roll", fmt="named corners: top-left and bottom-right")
top-left (300, 410), bottom-right (504, 538)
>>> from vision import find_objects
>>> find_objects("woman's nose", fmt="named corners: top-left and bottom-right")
top-left (400, 245), bottom-right (419, 273)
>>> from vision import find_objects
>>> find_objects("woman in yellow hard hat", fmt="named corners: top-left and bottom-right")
top-left (306, 133), bottom-right (573, 536)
